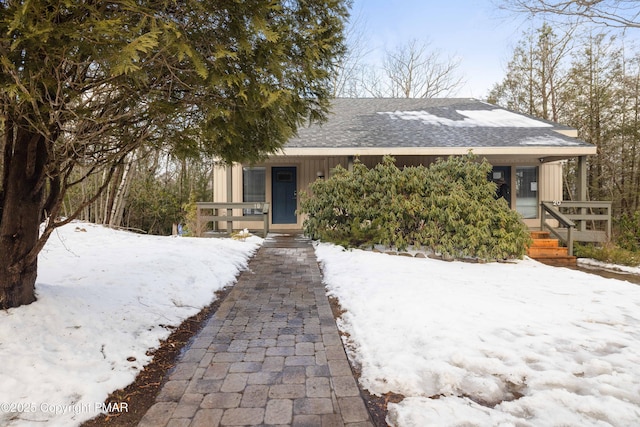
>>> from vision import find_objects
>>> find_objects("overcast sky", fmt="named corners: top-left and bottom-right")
top-left (348, 0), bottom-right (543, 99)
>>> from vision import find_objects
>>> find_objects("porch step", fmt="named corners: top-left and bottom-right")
top-left (527, 231), bottom-right (576, 267)
top-left (530, 238), bottom-right (561, 248)
top-left (528, 246), bottom-right (570, 257)
top-left (530, 255), bottom-right (578, 267)
top-left (530, 231), bottom-right (551, 239)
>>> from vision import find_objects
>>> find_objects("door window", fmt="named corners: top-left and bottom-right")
top-left (516, 166), bottom-right (538, 219)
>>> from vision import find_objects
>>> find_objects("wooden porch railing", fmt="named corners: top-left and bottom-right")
top-left (540, 200), bottom-right (612, 256)
top-left (196, 202), bottom-right (270, 237)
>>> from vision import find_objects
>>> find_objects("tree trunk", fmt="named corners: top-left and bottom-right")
top-left (108, 156), bottom-right (135, 227)
top-left (0, 127), bottom-right (48, 309)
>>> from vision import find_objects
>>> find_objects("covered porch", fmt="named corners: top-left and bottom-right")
top-left (533, 155), bottom-right (612, 263)
top-left (209, 152), bottom-right (610, 257)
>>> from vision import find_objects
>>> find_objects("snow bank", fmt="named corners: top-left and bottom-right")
top-left (0, 222), bottom-right (261, 427)
top-left (316, 243), bottom-right (640, 426)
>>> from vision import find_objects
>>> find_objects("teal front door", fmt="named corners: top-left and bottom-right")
top-left (272, 167), bottom-right (297, 224)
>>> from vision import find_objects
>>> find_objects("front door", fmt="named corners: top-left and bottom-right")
top-left (272, 167), bottom-right (297, 224)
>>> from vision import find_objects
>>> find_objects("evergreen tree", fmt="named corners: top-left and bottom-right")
top-left (564, 33), bottom-right (623, 202)
top-left (0, 0), bottom-right (349, 308)
top-left (488, 23), bottom-right (573, 122)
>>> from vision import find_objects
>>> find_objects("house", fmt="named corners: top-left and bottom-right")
top-left (210, 98), bottom-right (598, 234)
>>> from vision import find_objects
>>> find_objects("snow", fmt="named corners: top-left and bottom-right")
top-left (579, 258), bottom-right (640, 276)
top-left (4, 223), bottom-right (640, 426)
top-left (0, 222), bottom-right (261, 427)
top-left (379, 109), bottom-right (553, 128)
top-left (315, 243), bottom-right (640, 426)
top-left (520, 135), bottom-right (582, 146)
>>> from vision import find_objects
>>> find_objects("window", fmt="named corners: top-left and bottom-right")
top-left (490, 166), bottom-right (511, 208)
top-left (275, 171), bottom-right (293, 182)
top-left (242, 167), bottom-right (265, 215)
top-left (516, 166), bottom-right (538, 219)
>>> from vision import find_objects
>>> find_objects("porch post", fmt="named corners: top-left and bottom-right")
top-left (576, 156), bottom-right (587, 232)
top-left (576, 156), bottom-right (587, 202)
top-left (347, 155), bottom-right (354, 172)
top-left (226, 164), bottom-right (233, 233)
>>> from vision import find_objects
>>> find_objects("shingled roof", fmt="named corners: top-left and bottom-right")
top-left (281, 98), bottom-right (595, 159)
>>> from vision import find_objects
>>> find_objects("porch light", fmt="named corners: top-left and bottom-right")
top-left (317, 171), bottom-right (325, 179)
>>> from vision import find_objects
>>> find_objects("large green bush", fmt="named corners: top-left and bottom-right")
top-left (299, 154), bottom-right (531, 260)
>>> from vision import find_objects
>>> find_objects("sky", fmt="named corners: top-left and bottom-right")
top-left (349, 0), bottom-right (540, 99)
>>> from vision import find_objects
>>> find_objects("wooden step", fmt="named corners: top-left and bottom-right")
top-left (530, 231), bottom-right (551, 239)
top-left (527, 230), bottom-right (576, 266)
top-left (532, 256), bottom-right (577, 267)
top-left (529, 238), bottom-right (560, 248)
top-left (527, 246), bottom-right (569, 258)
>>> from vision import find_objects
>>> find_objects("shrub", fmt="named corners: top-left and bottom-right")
top-left (181, 192), bottom-right (206, 237)
top-left (615, 211), bottom-right (640, 252)
top-left (299, 154), bottom-right (531, 260)
top-left (574, 242), bottom-right (640, 267)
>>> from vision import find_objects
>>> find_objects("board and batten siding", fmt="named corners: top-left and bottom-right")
top-left (211, 157), bottom-right (350, 230)
top-left (210, 157), bottom-right (564, 231)
top-left (534, 161), bottom-right (563, 228)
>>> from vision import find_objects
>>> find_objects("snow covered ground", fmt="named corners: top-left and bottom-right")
top-left (0, 222), bottom-right (261, 427)
top-left (3, 224), bottom-right (640, 427)
top-left (316, 244), bottom-right (640, 427)
top-left (579, 258), bottom-right (640, 277)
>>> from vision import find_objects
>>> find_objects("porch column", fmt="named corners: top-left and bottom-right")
top-left (576, 156), bottom-right (588, 232)
top-left (347, 155), bottom-right (354, 172)
top-left (576, 156), bottom-right (587, 202)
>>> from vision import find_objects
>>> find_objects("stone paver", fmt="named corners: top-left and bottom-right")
top-left (138, 234), bottom-right (373, 426)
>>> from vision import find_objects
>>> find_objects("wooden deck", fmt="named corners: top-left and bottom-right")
top-left (540, 200), bottom-right (611, 257)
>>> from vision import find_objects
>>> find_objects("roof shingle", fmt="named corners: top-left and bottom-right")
top-left (285, 98), bottom-right (591, 150)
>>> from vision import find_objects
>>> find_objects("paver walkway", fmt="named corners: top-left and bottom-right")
top-left (139, 234), bottom-right (373, 427)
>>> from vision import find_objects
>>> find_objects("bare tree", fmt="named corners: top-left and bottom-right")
top-left (499, 0), bottom-right (640, 29)
top-left (331, 10), bottom-right (372, 97)
top-left (488, 23), bottom-right (575, 121)
top-left (358, 67), bottom-right (387, 97)
top-left (382, 39), bottom-right (465, 98)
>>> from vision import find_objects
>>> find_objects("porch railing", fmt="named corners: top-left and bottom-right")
top-left (196, 202), bottom-right (270, 237)
top-left (540, 201), bottom-right (612, 256)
